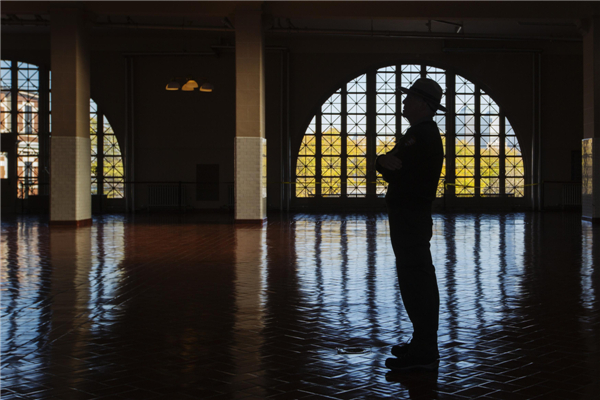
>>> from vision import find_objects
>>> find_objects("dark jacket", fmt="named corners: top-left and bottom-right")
top-left (376, 118), bottom-right (444, 204)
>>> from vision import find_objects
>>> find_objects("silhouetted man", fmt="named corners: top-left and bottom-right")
top-left (376, 78), bottom-right (445, 372)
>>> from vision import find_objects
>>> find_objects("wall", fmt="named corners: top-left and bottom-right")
top-left (1, 26), bottom-right (583, 212)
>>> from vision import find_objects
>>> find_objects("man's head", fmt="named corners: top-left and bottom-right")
top-left (400, 78), bottom-right (446, 125)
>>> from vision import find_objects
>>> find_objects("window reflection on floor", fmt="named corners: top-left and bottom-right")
top-left (291, 213), bottom-right (527, 348)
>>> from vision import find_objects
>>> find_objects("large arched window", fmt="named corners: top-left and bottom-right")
top-left (295, 64), bottom-right (524, 200)
top-left (1, 60), bottom-right (124, 199)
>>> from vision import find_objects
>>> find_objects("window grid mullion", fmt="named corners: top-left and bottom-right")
top-left (316, 112), bottom-right (322, 198)
top-left (475, 86), bottom-right (481, 198)
top-left (446, 72), bottom-right (456, 199)
top-left (10, 62), bottom-right (18, 191)
top-left (341, 87), bottom-right (347, 198)
top-left (98, 110), bottom-right (104, 197)
top-left (499, 110), bottom-right (506, 195)
top-left (366, 69), bottom-right (377, 198)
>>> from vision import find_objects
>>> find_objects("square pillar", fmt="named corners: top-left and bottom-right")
top-left (50, 8), bottom-right (91, 226)
top-left (235, 9), bottom-right (266, 223)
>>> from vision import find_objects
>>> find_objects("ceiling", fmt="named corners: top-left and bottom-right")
top-left (1, 1), bottom-right (596, 41)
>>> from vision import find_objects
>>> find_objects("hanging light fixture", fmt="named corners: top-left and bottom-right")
top-left (181, 79), bottom-right (199, 91)
top-left (199, 82), bottom-right (214, 92)
top-left (166, 79), bottom-right (181, 91)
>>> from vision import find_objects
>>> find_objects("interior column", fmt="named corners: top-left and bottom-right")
top-left (235, 8), bottom-right (267, 224)
top-left (50, 8), bottom-right (91, 226)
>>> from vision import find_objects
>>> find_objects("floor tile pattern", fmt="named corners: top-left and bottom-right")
top-left (1, 211), bottom-right (599, 399)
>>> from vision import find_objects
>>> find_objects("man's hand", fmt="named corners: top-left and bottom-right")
top-left (378, 148), bottom-right (402, 171)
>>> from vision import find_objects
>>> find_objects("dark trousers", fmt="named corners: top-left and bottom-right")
top-left (387, 201), bottom-right (440, 349)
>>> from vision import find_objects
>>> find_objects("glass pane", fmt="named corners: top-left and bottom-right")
top-left (91, 156), bottom-right (98, 178)
top-left (437, 178), bottom-right (445, 198)
top-left (1, 91), bottom-right (11, 133)
top-left (506, 177), bottom-right (525, 197)
top-left (103, 157), bottom-right (124, 178)
top-left (321, 92), bottom-right (341, 114)
top-left (376, 175), bottom-right (388, 197)
top-left (0, 152), bottom-right (8, 179)
top-left (506, 157), bottom-right (525, 177)
top-left (321, 177), bottom-right (341, 197)
top-left (434, 115), bottom-right (446, 135)
top-left (480, 93), bottom-right (500, 115)
top-left (481, 136), bottom-right (500, 156)
top-left (376, 114), bottom-right (395, 135)
top-left (347, 156), bottom-right (366, 177)
top-left (347, 177), bottom-right (367, 197)
top-left (321, 114), bottom-right (341, 135)
top-left (376, 136), bottom-right (396, 156)
top-left (455, 94), bottom-right (475, 114)
top-left (506, 136), bottom-right (521, 156)
top-left (103, 134), bottom-right (121, 156)
top-left (299, 135), bottom-right (316, 156)
top-left (90, 113), bottom-right (98, 133)
top-left (347, 74), bottom-right (367, 93)
top-left (456, 136), bottom-right (475, 156)
top-left (17, 113), bottom-right (39, 134)
top-left (17, 69), bottom-right (39, 91)
top-left (456, 115), bottom-right (475, 135)
top-left (456, 157), bottom-right (475, 177)
top-left (376, 69), bottom-right (396, 93)
top-left (347, 135), bottom-right (367, 156)
top-left (1, 65), bottom-right (11, 89)
top-left (455, 177), bottom-right (475, 197)
top-left (347, 93), bottom-right (367, 114)
top-left (400, 64), bottom-right (420, 88)
top-left (103, 116), bottom-right (114, 134)
top-left (347, 114), bottom-right (366, 134)
top-left (296, 177), bottom-right (316, 198)
top-left (376, 93), bottom-right (395, 114)
top-left (321, 157), bottom-right (341, 177)
top-left (480, 115), bottom-right (500, 135)
top-left (17, 156), bottom-right (39, 199)
top-left (305, 116), bottom-right (316, 135)
top-left (481, 177), bottom-right (500, 196)
top-left (322, 136), bottom-right (341, 156)
top-left (456, 75), bottom-right (475, 93)
top-left (104, 178), bottom-right (125, 199)
top-left (481, 157), bottom-right (500, 177)
top-left (296, 156), bottom-right (315, 177)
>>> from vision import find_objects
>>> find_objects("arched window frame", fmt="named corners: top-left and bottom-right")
top-left (294, 63), bottom-right (525, 203)
top-left (1, 59), bottom-right (125, 201)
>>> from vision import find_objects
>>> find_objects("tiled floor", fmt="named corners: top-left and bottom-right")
top-left (1, 211), bottom-right (599, 399)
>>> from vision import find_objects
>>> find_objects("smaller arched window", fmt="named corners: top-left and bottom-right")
top-left (90, 100), bottom-right (124, 198)
top-left (1, 60), bottom-right (125, 199)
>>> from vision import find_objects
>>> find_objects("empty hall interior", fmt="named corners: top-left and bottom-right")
top-left (1, 1), bottom-right (600, 399)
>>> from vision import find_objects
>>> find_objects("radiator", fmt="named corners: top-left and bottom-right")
top-left (148, 185), bottom-right (186, 208)
top-left (562, 183), bottom-right (581, 206)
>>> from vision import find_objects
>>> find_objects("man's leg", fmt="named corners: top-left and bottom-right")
top-left (387, 204), bottom-right (440, 369)
top-left (396, 259), bottom-right (440, 353)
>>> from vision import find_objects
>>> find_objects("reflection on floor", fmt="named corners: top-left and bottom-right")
top-left (1, 211), bottom-right (599, 399)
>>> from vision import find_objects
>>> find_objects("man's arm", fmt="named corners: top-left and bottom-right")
top-left (377, 146), bottom-right (402, 171)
